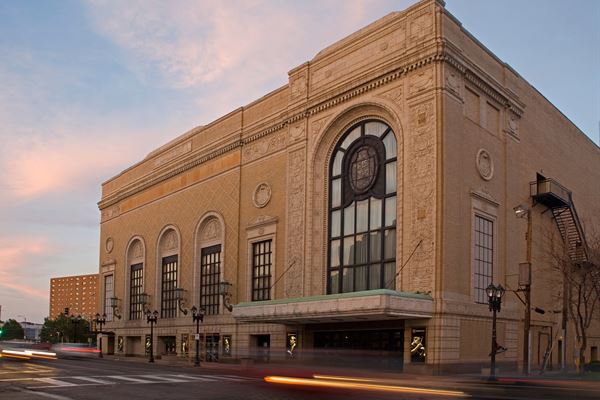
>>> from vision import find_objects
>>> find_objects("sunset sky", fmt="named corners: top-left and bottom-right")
top-left (0, 0), bottom-right (598, 324)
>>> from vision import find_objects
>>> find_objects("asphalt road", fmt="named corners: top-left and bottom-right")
top-left (1, 356), bottom-right (599, 400)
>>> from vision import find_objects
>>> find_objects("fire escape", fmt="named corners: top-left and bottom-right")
top-left (530, 177), bottom-right (589, 264)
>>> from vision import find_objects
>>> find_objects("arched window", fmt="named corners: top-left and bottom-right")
top-left (328, 120), bottom-right (397, 294)
top-left (196, 214), bottom-right (225, 315)
top-left (157, 227), bottom-right (180, 318)
top-left (126, 238), bottom-right (145, 320)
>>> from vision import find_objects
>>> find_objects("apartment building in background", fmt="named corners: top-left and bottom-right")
top-left (49, 273), bottom-right (99, 319)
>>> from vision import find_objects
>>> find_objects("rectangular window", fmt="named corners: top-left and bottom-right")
top-left (252, 240), bottom-right (272, 301)
top-left (474, 215), bottom-right (493, 303)
top-left (129, 263), bottom-right (144, 320)
top-left (104, 274), bottom-right (114, 321)
top-left (161, 255), bottom-right (178, 318)
top-left (200, 245), bottom-right (221, 315)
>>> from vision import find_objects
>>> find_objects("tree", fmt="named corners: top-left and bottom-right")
top-left (39, 314), bottom-right (93, 343)
top-left (0, 319), bottom-right (25, 340)
top-left (548, 230), bottom-right (600, 374)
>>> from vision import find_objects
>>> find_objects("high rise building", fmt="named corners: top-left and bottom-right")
top-left (49, 274), bottom-right (99, 320)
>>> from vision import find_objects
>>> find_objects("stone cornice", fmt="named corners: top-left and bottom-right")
top-left (99, 46), bottom-right (524, 211)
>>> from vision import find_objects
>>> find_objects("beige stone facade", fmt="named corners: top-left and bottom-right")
top-left (97, 0), bottom-right (600, 372)
top-left (49, 273), bottom-right (99, 320)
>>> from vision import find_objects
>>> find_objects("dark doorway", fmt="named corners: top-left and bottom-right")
top-left (206, 334), bottom-right (220, 362)
top-left (313, 329), bottom-right (404, 370)
top-left (251, 334), bottom-right (270, 363)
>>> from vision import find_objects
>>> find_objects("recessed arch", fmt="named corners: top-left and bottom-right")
top-left (194, 212), bottom-right (226, 315)
top-left (156, 225), bottom-right (182, 318)
top-left (309, 102), bottom-right (404, 295)
top-left (125, 236), bottom-right (145, 320)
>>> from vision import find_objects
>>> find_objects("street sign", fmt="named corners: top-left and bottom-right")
top-left (195, 334), bottom-right (200, 340)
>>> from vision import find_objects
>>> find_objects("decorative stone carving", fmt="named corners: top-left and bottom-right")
top-left (311, 115), bottom-right (331, 138)
top-left (445, 68), bottom-right (461, 98)
top-left (505, 110), bottom-right (520, 138)
top-left (131, 240), bottom-right (143, 259)
top-left (105, 237), bottom-right (114, 254)
top-left (285, 148), bottom-right (306, 297)
top-left (380, 85), bottom-right (403, 106)
top-left (409, 10), bottom-right (433, 42)
top-left (201, 218), bottom-right (221, 241)
top-left (409, 67), bottom-right (433, 95)
top-left (161, 230), bottom-right (178, 253)
top-left (290, 73), bottom-right (307, 99)
top-left (289, 123), bottom-right (306, 143)
top-left (242, 130), bottom-right (287, 163)
top-left (253, 182), bottom-right (272, 208)
top-left (476, 149), bottom-right (494, 181)
top-left (408, 100), bottom-right (436, 293)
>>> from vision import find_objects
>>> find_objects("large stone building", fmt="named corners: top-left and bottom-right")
top-left (49, 273), bottom-right (99, 320)
top-left (97, 0), bottom-right (600, 372)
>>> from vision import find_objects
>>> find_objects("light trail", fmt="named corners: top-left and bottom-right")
top-left (264, 375), bottom-right (468, 397)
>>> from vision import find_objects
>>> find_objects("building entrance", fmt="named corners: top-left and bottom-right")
top-left (313, 329), bottom-right (404, 370)
top-left (205, 334), bottom-right (219, 362)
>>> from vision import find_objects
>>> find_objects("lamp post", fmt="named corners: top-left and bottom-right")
top-left (514, 204), bottom-right (532, 375)
top-left (110, 297), bottom-right (122, 319)
top-left (219, 281), bottom-right (233, 312)
top-left (190, 306), bottom-right (205, 367)
top-left (146, 310), bottom-right (158, 363)
top-left (95, 313), bottom-right (106, 358)
top-left (71, 315), bottom-right (82, 343)
top-left (486, 283), bottom-right (505, 382)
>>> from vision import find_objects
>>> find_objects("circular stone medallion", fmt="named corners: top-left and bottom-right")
top-left (105, 237), bottom-right (114, 254)
top-left (476, 149), bottom-right (494, 181)
top-left (253, 182), bottom-right (272, 208)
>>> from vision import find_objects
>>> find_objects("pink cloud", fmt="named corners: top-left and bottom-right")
top-left (0, 240), bottom-right (50, 299)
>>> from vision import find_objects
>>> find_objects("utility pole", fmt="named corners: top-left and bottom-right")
top-left (523, 209), bottom-right (532, 376)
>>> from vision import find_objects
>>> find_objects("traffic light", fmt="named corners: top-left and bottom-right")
top-left (64, 307), bottom-right (70, 316)
top-left (0, 328), bottom-right (3, 337)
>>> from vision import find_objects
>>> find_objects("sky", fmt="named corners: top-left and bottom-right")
top-left (0, 0), bottom-right (598, 324)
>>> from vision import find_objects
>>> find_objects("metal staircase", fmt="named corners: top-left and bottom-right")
top-left (530, 178), bottom-right (589, 264)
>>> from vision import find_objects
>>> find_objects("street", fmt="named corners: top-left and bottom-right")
top-left (1, 356), bottom-right (599, 400)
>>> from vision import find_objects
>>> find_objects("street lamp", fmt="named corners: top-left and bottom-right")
top-left (71, 315), bottom-right (82, 343)
top-left (110, 297), bottom-right (122, 319)
top-left (486, 283), bottom-right (505, 382)
top-left (190, 306), bottom-right (205, 367)
top-left (514, 203), bottom-right (532, 375)
top-left (175, 288), bottom-right (189, 315)
top-left (95, 313), bottom-right (107, 358)
top-left (219, 281), bottom-right (233, 312)
top-left (146, 310), bottom-right (159, 363)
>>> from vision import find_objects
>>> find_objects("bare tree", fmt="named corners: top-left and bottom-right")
top-left (548, 230), bottom-right (600, 373)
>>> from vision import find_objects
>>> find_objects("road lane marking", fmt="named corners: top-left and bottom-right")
top-left (194, 374), bottom-right (247, 381)
top-left (143, 374), bottom-right (190, 383)
top-left (34, 378), bottom-right (77, 387)
top-left (170, 374), bottom-right (218, 382)
top-left (106, 375), bottom-right (154, 383)
top-left (18, 389), bottom-right (74, 400)
top-left (71, 376), bottom-right (115, 385)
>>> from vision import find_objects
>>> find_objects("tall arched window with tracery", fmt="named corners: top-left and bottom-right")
top-left (328, 120), bottom-right (397, 294)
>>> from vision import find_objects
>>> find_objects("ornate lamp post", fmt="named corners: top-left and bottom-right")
top-left (110, 297), bottom-right (122, 319)
top-left (219, 281), bottom-right (233, 312)
top-left (146, 310), bottom-right (159, 363)
top-left (94, 313), bottom-right (106, 358)
top-left (175, 288), bottom-right (189, 315)
top-left (190, 306), bottom-right (205, 367)
top-left (486, 283), bottom-right (505, 382)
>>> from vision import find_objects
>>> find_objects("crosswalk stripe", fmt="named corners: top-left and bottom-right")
top-left (105, 375), bottom-right (153, 383)
top-left (193, 374), bottom-right (245, 381)
top-left (169, 374), bottom-right (217, 382)
top-left (143, 375), bottom-right (190, 383)
top-left (72, 377), bottom-right (114, 385)
top-left (218, 374), bottom-right (259, 381)
top-left (34, 378), bottom-right (77, 387)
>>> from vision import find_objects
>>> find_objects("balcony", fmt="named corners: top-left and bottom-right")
top-left (530, 178), bottom-right (571, 209)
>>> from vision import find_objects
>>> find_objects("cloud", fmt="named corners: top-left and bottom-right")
top-left (85, 0), bottom-right (402, 90)
top-left (0, 240), bottom-right (50, 299)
